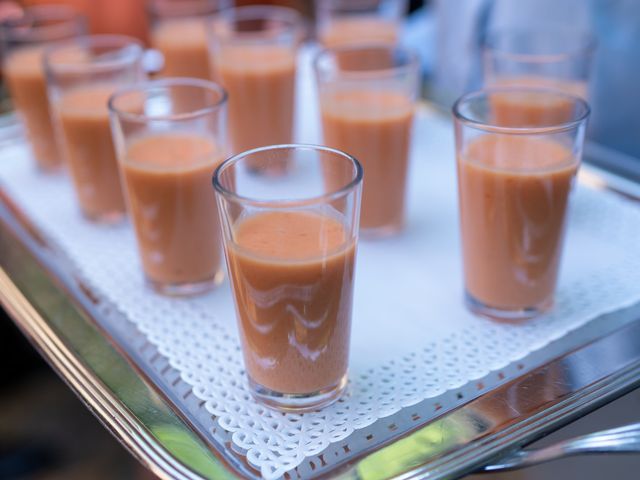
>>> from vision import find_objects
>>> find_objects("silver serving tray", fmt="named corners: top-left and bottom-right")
top-left (1, 113), bottom-right (640, 479)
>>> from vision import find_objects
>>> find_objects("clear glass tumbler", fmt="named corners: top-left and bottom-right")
top-left (1, 5), bottom-right (86, 171)
top-left (315, 0), bottom-right (408, 49)
top-left (315, 44), bottom-right (419, 237)
top-left (147, 0), bottom-right (231, 79)
top-left (109, 78), bottom-right (228, 296)
top-left (45, 35), bottom-right (145, 223)
top-left (453, 88), bottom-right (590, 321)
top-left (214, 144), bottom-right (363, 411)
top-left (207, 5), bottom-right (302, 169)
top-left (483, 28), bottom-right (595, 101)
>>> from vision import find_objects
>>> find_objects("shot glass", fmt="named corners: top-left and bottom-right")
top-left (483, 29), bottom-right (595, 125)
top-left (148, 0), bottom-right (231, 79)
top-left (214, 144), bottom-right (363, 411)
top-left (453, 88), bottom-right (590, 321)
top-left (45, 35), bottom-right (145, 223)
top-left (207, 6), bottom-right (302, 170)
top-left (1, 5), bottom-right (85, 171)
top-left (109, 78), bottom-right (228, 296)
top-left (315, 0), bottom-right (408, 50)
top-left (315, 44), bottom-right (419, 237)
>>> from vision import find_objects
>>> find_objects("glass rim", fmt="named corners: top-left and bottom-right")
top-left (209, 4), bottom-right (303, 41)
top-left (484, 28), bottom-right (597, 64)
top-left (316, 0), bottom-right (409, 15)
top-left (452, 87), bottom-right (591, 135)
top-left (0, 5), bottom-right (84, 43)
top-left (44, 34), bottom-right (144, 74)
top-left (108, 77), bottom-right (228, 122)
top-left (213, 144), bottom-right (364, 208)
top-left (146, 0), bottom-right (231, 18)
top-left (217, 4), bottom-right (302, 23)
top-left (313, 43), bottom-right (420, 80)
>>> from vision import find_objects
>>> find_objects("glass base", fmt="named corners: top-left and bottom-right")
top-left (248, 373), bottom-right (348, 413)
top-left (147, 270), bottom-right (224, 297)
top-left (465, 291), bottom-right (553, 322)
top-left (34, 161), bottom-right (65, 175)
top-left (82, 209), bottom-right (126, 225)
top-left (360, 220), bottom-right (404, 239)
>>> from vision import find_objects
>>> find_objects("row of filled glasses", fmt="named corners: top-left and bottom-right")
top-left (1, 2), bottom-right (593, 411)
top-left (0, 0), bottom-right (409, 171)
top-left (2, 2), bottom-right (418, 235)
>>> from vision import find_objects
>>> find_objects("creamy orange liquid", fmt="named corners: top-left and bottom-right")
top-left (57, 85), bottom-right (126, 220)
top-left (321, 89), bottom-right (414, 233)
top-left (151, 18), bottom-right (211, 79)
top-left (319, 16), bottom-right (398, 48)
top-left (458, 135), bottom-right (577, 311)
top-left (5, 47), bottom-right (61, 170)
top-left (226, 211), bottom-right (356, 394)
top-left (489, 76), bottom-right (587, 127)
top-left (122, 133), bottom-right (224, 287)
top-left (216, 45), bottom-right (296, 171)
top-left (319, 17), bottom-right (399, 70)
top-left (490, 75), bottom-right (587, 98)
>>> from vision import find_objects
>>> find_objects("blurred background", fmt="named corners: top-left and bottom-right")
top-left (2, 0), bottom-right (638, 169)
top-left (1, 0), bottom-right (639, 478)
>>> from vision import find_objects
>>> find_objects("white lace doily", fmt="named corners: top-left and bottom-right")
top-left (2, 55), bottom-right (640, 479)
